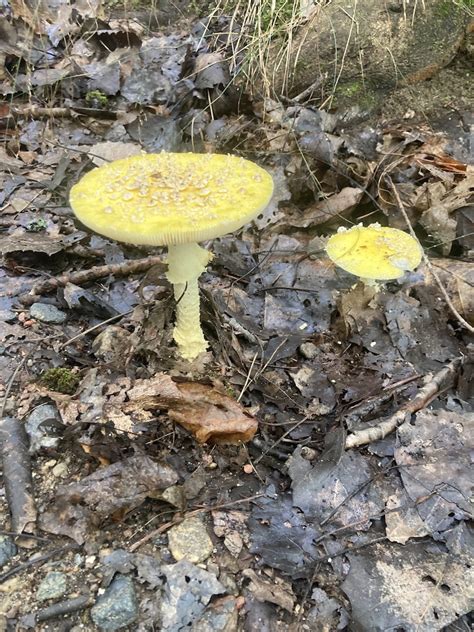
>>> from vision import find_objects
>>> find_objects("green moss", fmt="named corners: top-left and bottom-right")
top-left (85, 90), bottom-right (109, 108)
top-left (338, 82), bottom-right (362, 97)
top-left (40, 368), bottom-right (80, 394)
top-left (333, 80), bottom-right (380, 109)
top-left (436, 0), bottom-right (467, 16)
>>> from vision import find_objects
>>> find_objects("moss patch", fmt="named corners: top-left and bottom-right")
top-left (40, 368), bottom-right (80, 394)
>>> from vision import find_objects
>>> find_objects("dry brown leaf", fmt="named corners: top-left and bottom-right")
top-left (122, 374), bottom-right (257, 444)
top-left (294, 187), bottom-right (364, 227)
top-left (88, 141), bottom-right (142, 166)
top-left (416, 152), bottom-right (468, 175)
top-left (242, 568), bottom-right (296, 612)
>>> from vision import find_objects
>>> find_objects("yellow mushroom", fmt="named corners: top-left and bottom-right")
top-left (69, 152), bottom-right (273, 360)
top-left (325, 224), bottom-right (422, 283)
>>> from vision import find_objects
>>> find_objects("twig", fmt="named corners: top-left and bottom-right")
top-left (20, 594), bottom-right (93, 628)
top-left (345, 356), bottom-right (463, 448)
top-left (129, 492), bottom-right (262, 552)
top-left (0, 343), bottom-right (39, 417)
top-left (292, 74), bottom-right (326, 102)
top-left (0, 417), bottom-right (37, 533)
top-left (8, 104), bottom-right (125, 119)
top-left (0, 544), bottom-right (80, 584)
top-left (389, 177), bottom-right (474, 334)
top-left (58, 309), bottom-right (133, 350)
top-left (19, 255), bottom-right (166, 305)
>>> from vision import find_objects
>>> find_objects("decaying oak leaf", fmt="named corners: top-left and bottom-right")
top-left (123, 374), bottom-right (257, 444)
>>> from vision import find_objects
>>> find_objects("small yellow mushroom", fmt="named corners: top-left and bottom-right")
top-left (325, 224), bottom-right (422, 283)
top-left (70, 153), bottom-right (273, 360)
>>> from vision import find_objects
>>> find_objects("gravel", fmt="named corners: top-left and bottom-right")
top-left (0, 535), bottom-right (17, 568)
top-left (36, 571), bottom-right (68, 601)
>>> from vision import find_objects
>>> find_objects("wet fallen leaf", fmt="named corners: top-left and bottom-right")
top-left (121, 374), bottom-right (258, 443)
top-left (395, 409), bottom-right (473, 538)
top-left (40, 455), bottom-right (178, 543)
top-left (288, 444), bottom-right (382, 527)
top-left (342, 540), bottom-right (473, 631)
top-left (385, 488), bottom-right (429, 544)
top-left (248, 489), bottom-right (319, 578)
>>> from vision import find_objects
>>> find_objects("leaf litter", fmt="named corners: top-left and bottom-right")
top-left (0, 0), bottom-right (473, 629)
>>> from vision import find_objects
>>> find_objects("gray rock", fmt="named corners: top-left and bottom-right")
top-left (25, 403), bottom-right (63, 453)
top-left (299, 342), bottom-right (318, 360)
top-left (0, 535), bottom-right (17, 568)
top-left (168, 516), bottom-right (213, 564)
top-left (160, 560), bottom-right (225, 630)
top-left (30, 303), bottom-right (67, 324)
top-left (91, 574), bottom-right (138, 631)
top-left (36, 571), bottom-right (68, 601)
top-left (0, 310), bottom-right (16, 323)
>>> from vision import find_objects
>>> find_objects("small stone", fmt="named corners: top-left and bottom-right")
top-left (25, 403), bottom-right (62, 453)
top-left (0, 310), bottom-right (16, 323)
top-left (30, 303), bottom-right (67, 324)
top-left (0, 536), bottom-right (17, 568)
top-left (91, 575), bottom-right (138, 631)
top-left (168, 517), bottom-right (213, 564)
top-left (85, 555), bottom-right (97, 569)
top-left (36, 571), bottom-right (68, 602)
top-left (51, 462), bottom-right (68, 478)
top-left (299, 342), bottom-right (317, 359)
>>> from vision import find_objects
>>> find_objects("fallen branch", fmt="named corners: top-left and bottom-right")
top-left (0, 416), bottom-right (37, 533)
top-left (19, 255), bottom-right (166, 305)
top-left (345, 357), bottom-right (463, 449)
top-left (6, 104), bottom-right (126, 120)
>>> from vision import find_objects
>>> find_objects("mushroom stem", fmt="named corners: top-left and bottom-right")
top-left (166, 243), bottom-right (213, 360)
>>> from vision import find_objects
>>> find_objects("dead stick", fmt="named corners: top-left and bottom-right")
top-left (8, 105), bottom-right (127, 119)
top-left (19, 255), bottom-right (166, 305)
top-left (0, 417), bottom-right (37, 533)
top-left (345, 357), bottom-right (463, 449)
top-left (0, 543), bottom-right (80, 584)
top-left (389, 177), bottom-right (474, 334)
top-left (27, 594), bottom-right (93, 625)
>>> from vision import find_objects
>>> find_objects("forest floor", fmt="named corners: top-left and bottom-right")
top-left (0, 1), bottom-right (473, 631)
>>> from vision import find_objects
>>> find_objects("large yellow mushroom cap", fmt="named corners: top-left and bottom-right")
top-left (326, 224), bottom-right (422, 280)
top-left (69, 152), bottom-right (274, 245)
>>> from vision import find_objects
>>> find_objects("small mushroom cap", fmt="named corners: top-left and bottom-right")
top-left (70, 153), bottom-right (273, 245)
top-left (326, 224), bottom-right (422, 280)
